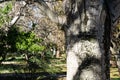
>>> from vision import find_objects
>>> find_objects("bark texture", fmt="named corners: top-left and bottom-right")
top-left (64, 0), bottom-right (110, 80)
top-left (106, 0), bottom-right (120, 76)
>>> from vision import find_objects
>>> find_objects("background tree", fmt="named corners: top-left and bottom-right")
top-left (0, 1), bottom-right (66, 79)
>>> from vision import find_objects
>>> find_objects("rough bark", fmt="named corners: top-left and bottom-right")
top-left (64, 0), bottom-right (110, 80)
top-left (106, 0), bottom-right (120, 25)
top-left (106, 0), bottom-right (120, 76)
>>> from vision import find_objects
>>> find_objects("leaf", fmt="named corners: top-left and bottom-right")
top-left (2, 2), bottom-right (12, 14)
top-left (28, 44), bottom-right (45, 52)
top-left (0, 2), bottom-right (12, 27)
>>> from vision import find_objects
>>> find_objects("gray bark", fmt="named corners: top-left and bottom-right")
top-left (63, 0), bottom-right (110, 80)
top-left (106, 0), bottom-right (120, 25)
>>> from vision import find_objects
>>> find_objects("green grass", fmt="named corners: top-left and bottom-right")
top-left (0, 55), bottom-right (66, 80)
top-left (1, 55), bottom-right (120, 79)
top-left (2, 58), bottom-right (120, 80)
top-left (111, 78), bottom-right (120, 80)
top-left (0, 54), bottom-right (66, 73)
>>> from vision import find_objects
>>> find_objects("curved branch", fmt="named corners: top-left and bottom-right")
top-left (9, 1), bottom-right (27, 27)
top-left (1, 0), bottom-right (66, 26)
top-left (36, 0), bottom-right (66, 25)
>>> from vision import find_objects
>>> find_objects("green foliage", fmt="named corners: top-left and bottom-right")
top-left (0, 29), bottom-right (8, 56)
top-left (0, 2), bottom-right (12, 27)
top-left (44, 43), bottom-right (57, 58)
top-left (28, 44), bottom-right (45, 52)
top-left (1, 2), bottom-right (12, 14)
top-left (0, 1), bottom-right (65, 73)
top-left (15, 31), bottom-right (45, 53)
top-left (45, 50), bottom-right (53, 57)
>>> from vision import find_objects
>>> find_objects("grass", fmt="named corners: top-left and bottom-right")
top-left (0, 56), bottom-right (66, 80)
top-left (2, 55), bottom-right (120, 80)
top-left (110, 68), bottom-right (120, 80)
top-left (0, 55), bottom-right (66, 73)
top-left (111, 78), bottom-right (120, 80)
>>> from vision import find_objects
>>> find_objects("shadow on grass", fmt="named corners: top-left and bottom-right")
top-left (111, 78), bottom-right (120, 80)
top-left (0, 72), bottom-right (66, 80)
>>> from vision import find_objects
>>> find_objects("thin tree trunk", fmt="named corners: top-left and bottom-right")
top-left (63, 0), bottom-right (110, 80)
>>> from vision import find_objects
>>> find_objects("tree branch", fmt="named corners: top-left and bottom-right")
top-left (0, 0), bottom-right (66, 26)
top-left (9, 1), bottom-right (27, 27)
top-left (36, 0), bottom-right (66, 25)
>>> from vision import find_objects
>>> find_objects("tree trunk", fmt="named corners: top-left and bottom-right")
top-left (63, 0), bottom-right (110, 80)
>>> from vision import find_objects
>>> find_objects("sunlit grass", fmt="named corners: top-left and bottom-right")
top-left (110, 68), bottom-right (120, 80)
top-left (0, 56), bottom-right (66, 74)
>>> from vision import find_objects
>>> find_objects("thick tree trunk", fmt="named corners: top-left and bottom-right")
top-left (64, 0), bottom-right (110, 80)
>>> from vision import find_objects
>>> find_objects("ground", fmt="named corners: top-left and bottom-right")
top-left (0, 55), bottom-right (119, 80)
